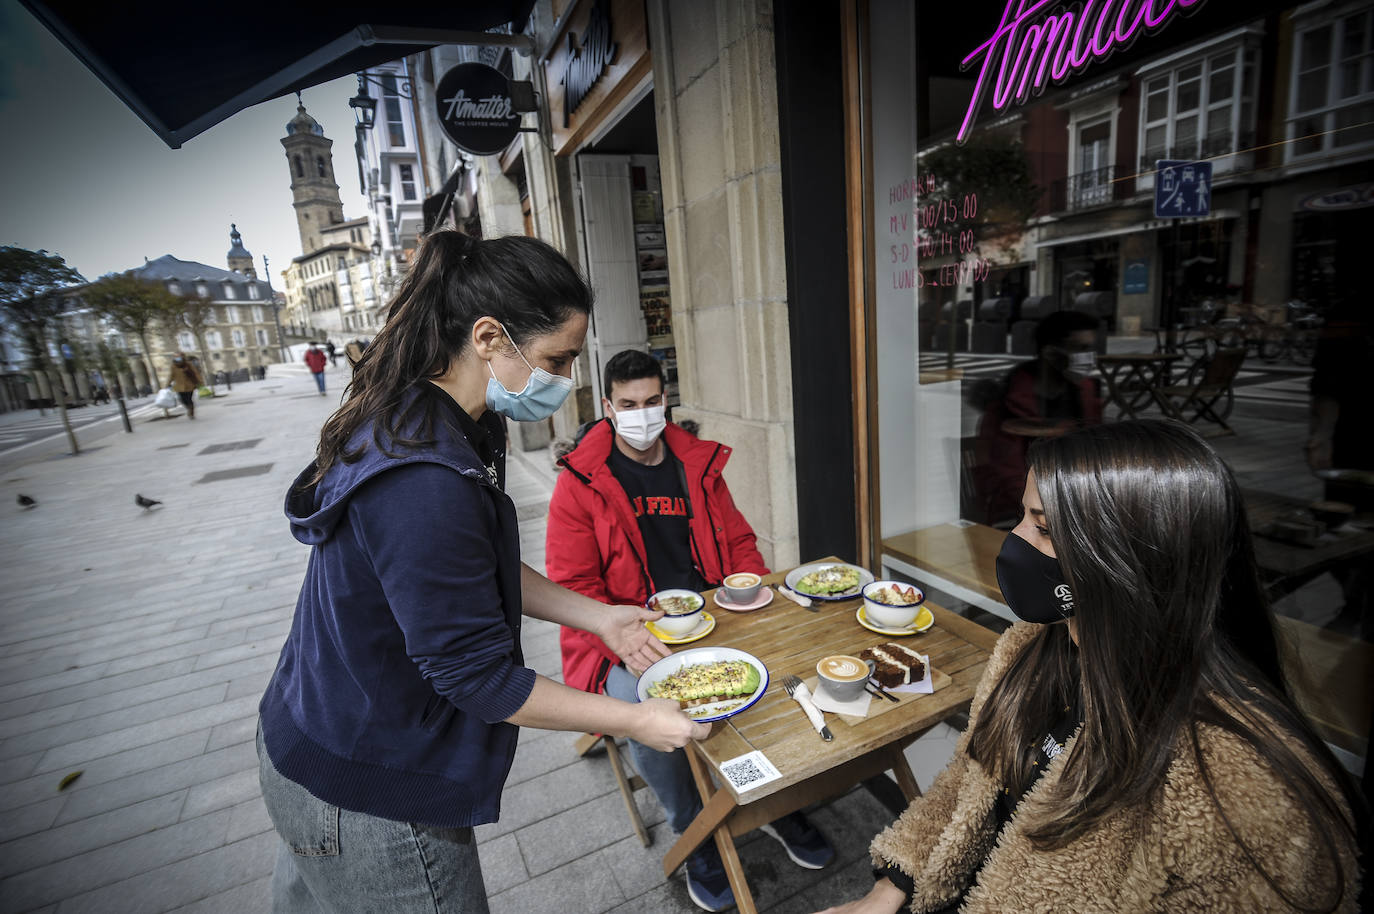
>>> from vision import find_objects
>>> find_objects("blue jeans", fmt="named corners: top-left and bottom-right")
top-left (257, 723), bottom-right (489, 913)
top-left (604, 664), bottom-right (703, 833)
top-left (312, 371), bottom-right (326, 393)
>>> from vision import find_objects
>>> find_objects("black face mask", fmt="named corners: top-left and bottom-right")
top-left (996, 532), bottom-right (1075, 623)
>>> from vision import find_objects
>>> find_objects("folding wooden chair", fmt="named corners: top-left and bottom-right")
top-left (1159, 347), bottom-right (1246, 435)
top-left (574, 733), bottom-right (652, 846)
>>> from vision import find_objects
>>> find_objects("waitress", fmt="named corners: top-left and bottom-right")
top-left (257, 231), bottom-right (708, 913)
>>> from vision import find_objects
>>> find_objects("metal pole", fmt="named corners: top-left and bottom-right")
top-left (264, 255), bottom-right (289, 364)
top-left (116, 395), bottom-right (132, 432)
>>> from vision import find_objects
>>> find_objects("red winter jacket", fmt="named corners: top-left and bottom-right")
top-left (304, 349), bottom-right (327, 373)
top-left (548, 420), bottom-right (769, 694)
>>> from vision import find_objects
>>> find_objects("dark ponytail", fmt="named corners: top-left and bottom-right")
top-left (310, 231), bottom-right (593, 483)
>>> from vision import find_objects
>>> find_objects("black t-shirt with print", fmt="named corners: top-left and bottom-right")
top-left (606, 443), bottom-right (708, 593)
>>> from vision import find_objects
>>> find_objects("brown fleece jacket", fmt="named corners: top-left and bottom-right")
top-left (870, 623), bottom-right (1360, 913)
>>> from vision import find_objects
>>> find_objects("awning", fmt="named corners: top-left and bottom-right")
top-left (20, 1), bottom-right (536, 148)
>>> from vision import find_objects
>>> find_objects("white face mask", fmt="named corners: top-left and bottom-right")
top-left (1068, 351), bottom-right (1097, 375)
top-left (610, 404), bottom-right (667, 451)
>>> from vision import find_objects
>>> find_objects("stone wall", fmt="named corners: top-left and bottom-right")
top-left (647, 0), bottom-right (798, 569)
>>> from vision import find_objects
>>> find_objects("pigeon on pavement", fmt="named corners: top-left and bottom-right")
top-left (135, 494), bottom-right (163, 510)
top-left (17, 494), bottom-right (36, 509)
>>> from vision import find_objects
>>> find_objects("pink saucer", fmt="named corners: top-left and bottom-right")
top-left (713, 587), bottom-right (775, 612)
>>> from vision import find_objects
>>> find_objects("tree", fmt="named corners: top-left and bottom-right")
top-left (83, 274), bottom-right (182, 390)
top-left (0, 246), bottom-right (86, 453)
top-left (175, 294), bottom-right (217, 384)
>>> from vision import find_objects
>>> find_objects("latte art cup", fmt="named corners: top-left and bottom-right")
top-left (722, 572), bottom-right (762, 604)
top-left (816, 654), bottom-right (876, 702)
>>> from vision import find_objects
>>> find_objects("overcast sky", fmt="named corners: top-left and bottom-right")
top-left (0, 0), bottom-right (371, 285)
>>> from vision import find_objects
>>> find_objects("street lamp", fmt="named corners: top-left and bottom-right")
top-left (263, 254), bottom-right (288, 364)
top-left (348, 75), bottom-right (376, 130)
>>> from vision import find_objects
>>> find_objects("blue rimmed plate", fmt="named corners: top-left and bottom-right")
top-left (635, 646), bottom-right (769, 723)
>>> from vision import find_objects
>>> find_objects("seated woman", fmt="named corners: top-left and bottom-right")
top-left (819, 420), bottom-right (1363, 914)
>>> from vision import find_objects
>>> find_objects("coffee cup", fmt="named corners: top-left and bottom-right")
top-left (649, 589), bottom-right (705, 637)
top-left (722, 572), bottom-right (762, 604)
top-left (816, 654), bottom-right (876, 702)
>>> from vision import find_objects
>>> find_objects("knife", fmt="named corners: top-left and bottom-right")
top-left (790, 680), bottom-right (833, 741)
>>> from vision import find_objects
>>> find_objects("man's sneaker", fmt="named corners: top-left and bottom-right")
top-left (684, 842), bottom-right (735, 912)
top-left (759, 812), bottom-right (835, 869)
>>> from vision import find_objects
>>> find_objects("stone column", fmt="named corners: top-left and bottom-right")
top-left (647, 0), bottom-right (798, 568)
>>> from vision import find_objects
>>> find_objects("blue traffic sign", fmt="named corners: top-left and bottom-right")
top-left (1154, 160), bottom-right (1212, 218)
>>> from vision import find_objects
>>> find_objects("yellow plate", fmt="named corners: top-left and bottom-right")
top-left (856, 605), bottom-right (933, 636)
top-left (646, 611), bottom-right (716, 645)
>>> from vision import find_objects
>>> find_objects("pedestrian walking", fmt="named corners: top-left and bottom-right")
top-left (303, 342), bottom-right (327, 395)
top-left (325, 339), bottom-right (337, 367)
top-left (257, 231), bottom-right (705, 914)
top-left (168, 352), bottom-right (202, 419)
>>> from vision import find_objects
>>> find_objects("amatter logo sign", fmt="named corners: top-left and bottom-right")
top-left (561, 0), bottom-right (617, 127)
top-left (957, 0), bottom-right (1206, 143)
top-left (436, 62), bottom-right (521, 156)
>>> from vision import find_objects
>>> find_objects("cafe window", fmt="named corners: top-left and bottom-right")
top-left (1288, 6), bottom-right (1374, 159)
top-left (860, 0), bottom-right (1372, 770)
top-left (1138, 39), bottom-right (1258, 176)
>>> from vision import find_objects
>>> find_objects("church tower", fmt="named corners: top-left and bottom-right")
top-left (281, 101), bottom-right (344, 255)
top-left (226, 224), bottom-right (256, 277)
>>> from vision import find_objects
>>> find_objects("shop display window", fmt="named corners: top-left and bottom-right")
top-left (861, 0), bottom-right (1373, 770)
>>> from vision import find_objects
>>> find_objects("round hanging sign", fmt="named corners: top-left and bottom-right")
top-left (434, 62), bottom-right (521, 156)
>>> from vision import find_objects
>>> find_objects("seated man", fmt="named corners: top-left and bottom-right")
top-left (974, 309), bottom-right (1103, 525)
top-left (548, 349), bottom-right (834, 912)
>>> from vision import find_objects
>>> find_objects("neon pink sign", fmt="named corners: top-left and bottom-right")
top-left (957, 0), bottom-right (1206, 142)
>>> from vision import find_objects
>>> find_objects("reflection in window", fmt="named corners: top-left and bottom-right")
top-left (1140, 44), bottom-right (1256, 168)
top-left (1289, 9), bottom-right (1374, 158)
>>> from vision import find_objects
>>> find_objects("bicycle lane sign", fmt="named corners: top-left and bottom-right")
top-left (1154, 160), bottom-right (1212, 218)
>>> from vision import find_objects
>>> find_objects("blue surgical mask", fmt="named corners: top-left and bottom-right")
top-left (484, 323), bottom-right (573, 421)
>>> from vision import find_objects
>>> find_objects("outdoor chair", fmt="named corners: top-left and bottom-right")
top-left (574, 733), bottom-right (652, 847)
top-left (1159, 347), bottom-right (1246, 436)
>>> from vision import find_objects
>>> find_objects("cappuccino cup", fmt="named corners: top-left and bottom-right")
top-left (722, 572), bottom-right (762, 604)
top-left (816, 655), bottom-right (876, 702)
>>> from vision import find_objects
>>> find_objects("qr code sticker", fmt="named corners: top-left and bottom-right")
top-left (718, 750), bottom-right (781, 792)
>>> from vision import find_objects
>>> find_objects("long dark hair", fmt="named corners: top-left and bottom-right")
top-left (311, 232), bottom-right (592, 483)
top-left (967, 419), bottom-right (1360, 910)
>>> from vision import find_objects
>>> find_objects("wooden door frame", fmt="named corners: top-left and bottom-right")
top-left (841, 0), bottom-right (882, 572)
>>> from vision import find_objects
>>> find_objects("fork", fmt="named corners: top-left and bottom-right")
top-left (782, 675), bottom-right (833, 741)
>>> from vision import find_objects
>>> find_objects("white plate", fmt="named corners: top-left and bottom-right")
top-left (784, 563), bottom-right (876, 601)
top-left (636, 647), bottom-right (769, 723)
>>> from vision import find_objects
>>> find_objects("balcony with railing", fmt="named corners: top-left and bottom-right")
top-left (1049, 165), bottom-right (1127, 213)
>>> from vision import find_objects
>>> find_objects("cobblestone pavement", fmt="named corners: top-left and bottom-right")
top-left (0, 362), bottom-right (956, 913)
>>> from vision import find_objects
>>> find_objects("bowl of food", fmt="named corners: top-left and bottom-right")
top-left (648, 589), bottom-right (706, 637)
top-left (861, 580), bottom-right (927, 630)
top-left (784, 562), bottom-right (875, 601)
top-left (636, 646), bottom-right (768, 722)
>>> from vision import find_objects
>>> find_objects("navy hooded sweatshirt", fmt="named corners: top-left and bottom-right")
top-left (259, 383), bottom-right (535, 828)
